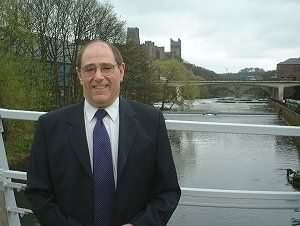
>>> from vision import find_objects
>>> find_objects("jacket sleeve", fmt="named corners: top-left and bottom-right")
top-left (25, 117), bottom-right (83, 226)
top-left (130, 111), bottom-right (181, 226)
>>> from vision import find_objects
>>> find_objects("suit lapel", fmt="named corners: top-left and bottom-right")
top-left (64, 99), bottom-right (137, 183)
top-left (66, 103), bottom-right (93, 178)
top-left (117, 99), bottom-right (136, 184)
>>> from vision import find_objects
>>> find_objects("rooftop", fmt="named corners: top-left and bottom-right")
top-left (278, 57), bottom-right (300, 65)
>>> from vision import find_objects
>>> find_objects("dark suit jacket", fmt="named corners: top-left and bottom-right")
top-left (26, 98), bottom-right (181, 226)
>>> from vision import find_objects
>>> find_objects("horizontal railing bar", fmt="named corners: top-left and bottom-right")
top-left (179, 202), bottom-right (300, 210)
top-left (1, 108), bottom-right (300, 137)
top-left (180, 187), bottom-right (300, 210)
top-left (0, 169), bottom-right (27, 181)
top-left (2, 171), bottom-right (300, 211)
top-left (2, 181), bottom-right (27, 192)
top-left (7, 207), bottom-right (33, 216)
top-left (2, 172), bottom-right (300, 201)
top-left (181, 187), bottom-right (300, 200)
top-left (164, 112), bottom-right (277, 116)
top-left (166, 120), bottom-right (300, 136)
top-left (0, 108), bottom-right (45, 121)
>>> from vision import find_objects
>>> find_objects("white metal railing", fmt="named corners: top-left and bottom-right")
top-left (181, 187), bottom-right (300, 210)
top-left (1, 108), bottom-right (300, 226)
top-left (1, 108), bottom-right (300, 136)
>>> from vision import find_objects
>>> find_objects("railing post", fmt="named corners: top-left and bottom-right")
top-left (0, 192), bottom-right (9, 226)
top-left (0, 117), bottom-right (21, 226)
top-left (0, 118), bottom-right (9, 226)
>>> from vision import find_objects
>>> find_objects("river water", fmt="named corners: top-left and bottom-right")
top-left (168, 98), bottom-right (300, 226)
top-left (18, 97), bottom-right (300, 226)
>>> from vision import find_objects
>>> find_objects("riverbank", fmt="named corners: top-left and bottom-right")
top-left (270, 99), bottom-right (300, 149)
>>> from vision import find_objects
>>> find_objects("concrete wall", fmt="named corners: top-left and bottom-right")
top-left (270, 99), bottom-right (300, 149)
top-left (271, 100), bottom-right (300, 126)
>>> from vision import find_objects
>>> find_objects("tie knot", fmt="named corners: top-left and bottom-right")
top-left (94, 109), bottom-right (107, 121)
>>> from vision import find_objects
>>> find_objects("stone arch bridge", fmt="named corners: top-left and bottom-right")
top-left (152, 80), bottom-right (300, 102)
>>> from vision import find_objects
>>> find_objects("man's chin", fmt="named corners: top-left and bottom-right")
top-left (91, 96), bottom-right (112, 108)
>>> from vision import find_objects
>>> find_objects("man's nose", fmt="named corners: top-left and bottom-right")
top-left (94, 67), bottom-right (105, 79)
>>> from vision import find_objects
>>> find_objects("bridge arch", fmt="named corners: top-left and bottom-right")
top-left (153, 81), bottom-right (300, 102)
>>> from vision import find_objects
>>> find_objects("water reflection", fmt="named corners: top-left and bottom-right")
top-left (171, 130), bottom-right (299, 190)
top-left (168, 98), bottom-right (300, 226)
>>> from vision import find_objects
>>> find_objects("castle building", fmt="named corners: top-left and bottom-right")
top-left (126, 27), bottom-right (140, 45)
top-left (142, 41), bottom-right (165, 59)
top-left (126, 27), bottom-right (181, 60)
top-left (170, 38), bottom-right (181, 59)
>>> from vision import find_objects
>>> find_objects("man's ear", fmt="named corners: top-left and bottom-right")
top-left (76, 67), bottom-right (83, 85)
top-left (119, 63), bottom-right (126, 82)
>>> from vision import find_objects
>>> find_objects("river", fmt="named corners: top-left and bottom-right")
top-left (168, 98), bottom-right (300, 226)
top-left (18, 97), bottom-right (300, 226)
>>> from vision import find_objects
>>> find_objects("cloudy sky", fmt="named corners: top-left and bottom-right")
top-left (108, 0), bottom-right (300, 74)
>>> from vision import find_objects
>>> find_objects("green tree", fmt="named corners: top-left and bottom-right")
top-left (154, 59), bottom-right (203, 109)
top-left (0, 0), bottom-right (53, 168)
top-left (119, 42), bottom-right (158, 104)
top-left (0, 54), bottom-right (52, 168)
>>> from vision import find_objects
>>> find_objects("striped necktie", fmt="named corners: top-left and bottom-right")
top-left (93, 109), bottom-right (115, 226)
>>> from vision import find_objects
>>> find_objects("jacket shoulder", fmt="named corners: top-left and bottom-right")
top-left (39, 103), bottom-right (82, 122)
top-left (124, 99), bottom-right (161, 115)
top-left (121, 99), bottom-right (164, 125)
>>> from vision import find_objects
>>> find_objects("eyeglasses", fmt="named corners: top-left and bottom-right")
top-left (80, 63), bottom-right (118, 77)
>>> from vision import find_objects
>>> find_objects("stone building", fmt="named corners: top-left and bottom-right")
top-left (142, 41), bottom-right (165, 59)
top-left (277, 58), bottom-right (300, 80)
top-left (170, 38), bottom-right (181, 59)
top-left (126, 27), bottom-right (181, 60)
top-left (126, 27), bottom-right (140, 45)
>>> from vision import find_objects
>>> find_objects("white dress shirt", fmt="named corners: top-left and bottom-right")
top-left (83, 98), bottom-right (119, 186)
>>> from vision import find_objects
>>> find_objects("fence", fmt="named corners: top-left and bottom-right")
top-left (1, 108), bottom-right (300, 226)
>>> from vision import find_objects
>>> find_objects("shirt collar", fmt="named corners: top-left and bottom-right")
top-left (84, 97), bottom-right (119, 122)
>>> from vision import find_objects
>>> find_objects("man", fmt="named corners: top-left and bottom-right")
top-left (26, 40), bottom-right (181, 226)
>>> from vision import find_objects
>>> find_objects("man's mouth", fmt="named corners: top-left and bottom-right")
top-left (92, 84), bottom-right (109, 89)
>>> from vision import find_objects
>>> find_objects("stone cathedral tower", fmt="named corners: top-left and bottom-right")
top-left (126, 27), bottom-right (140, 45)
top-left (170, 38), bottom-right (181, 59)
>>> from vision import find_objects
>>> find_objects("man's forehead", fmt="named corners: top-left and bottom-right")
top-left (82, 42), bottom-right (114, 60)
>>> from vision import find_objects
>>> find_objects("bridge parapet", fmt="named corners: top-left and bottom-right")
top-left (153, 80), bottom-right (300, 87)
top-left (152, 80), bottom-right (300, 101)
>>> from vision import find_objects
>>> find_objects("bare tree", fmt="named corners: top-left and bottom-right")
top-left (26, 0), bottom-right (126, 105)
top-left (67, 0), bottom-right (125, 100)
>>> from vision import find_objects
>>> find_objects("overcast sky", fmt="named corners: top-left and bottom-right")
top-left (108, 0), bottom-right (300, 74)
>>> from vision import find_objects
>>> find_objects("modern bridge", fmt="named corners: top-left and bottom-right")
top-left (152, 80), bottom-right (300, 101)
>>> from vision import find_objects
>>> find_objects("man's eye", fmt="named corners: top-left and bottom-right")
top-left (102, 64), bottom-right (113, 69)
top-left (85, 67), bottom-right (96, 72)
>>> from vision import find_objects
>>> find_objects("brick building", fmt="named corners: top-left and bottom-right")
top-left (277, 58), bottom-right (300, 80)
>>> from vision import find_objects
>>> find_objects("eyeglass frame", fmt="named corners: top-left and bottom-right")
top-left (79, 63), bottom-right (119, 77)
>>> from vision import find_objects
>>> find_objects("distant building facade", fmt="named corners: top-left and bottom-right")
top-left (127, 27), bottom-right (181, 60)
top-left (277, 58), bottom-right (300, 80)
